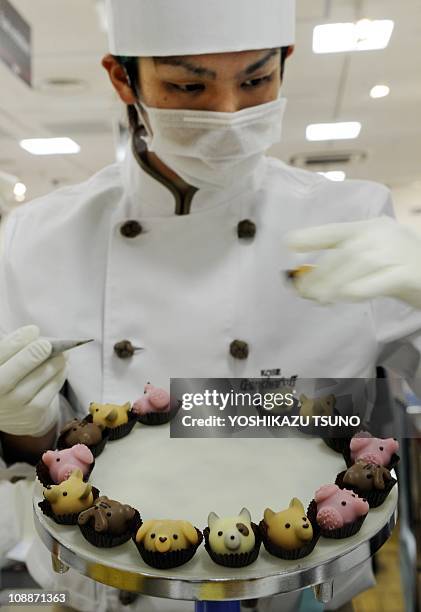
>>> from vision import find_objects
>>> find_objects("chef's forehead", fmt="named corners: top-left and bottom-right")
top-left (148, 48), bottom-right (280, 77)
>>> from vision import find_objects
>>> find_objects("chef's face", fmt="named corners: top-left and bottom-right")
top-left (138, 49), bottom-right (282, 112)
top-left (103, 48), bottom-right (287, 113)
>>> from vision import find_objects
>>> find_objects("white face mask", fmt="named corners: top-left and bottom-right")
top-left (137, 96), bottom-right (287, 191)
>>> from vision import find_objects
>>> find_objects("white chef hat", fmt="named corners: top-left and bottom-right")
top-left (105, 0), bottom-right (295, 57)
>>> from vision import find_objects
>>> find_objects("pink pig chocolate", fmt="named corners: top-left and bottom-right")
top-left (42, 444), bottom-right (94, 484)
top-left (315, 484), bottom-right (369, 530)
top-left (350, 435), bottom-right (399, 466)
top-left (132, 384), bottom-right (170, 416)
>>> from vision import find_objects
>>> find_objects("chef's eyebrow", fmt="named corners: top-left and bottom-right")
top-left (154, 49), bottom-right (279, 80)
top-left (241, 49), bottom-right (279, 76)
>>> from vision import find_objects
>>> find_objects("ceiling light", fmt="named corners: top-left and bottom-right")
top-left (13, 182), bottom-right (27, 202)
top-left (313, 19), bottom-right (394, 54)
top-left (20, 138), bottom-right (80, 156)
top-left (318, 171), bottom-right (346, 182)
top-left (306, 122), bottom-right (362, 142)
top-left (38, 77), bottom-right (88, 94)
top-left (370, 85), bottom-right (390, 99)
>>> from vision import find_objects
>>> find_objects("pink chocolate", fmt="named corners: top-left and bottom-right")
top-left (42, 444), bottom-right (94, 484)
top-left (315, 484), bottom-right (369, 530)
top-left (132, 384), bottom-right (170, 416)
top-left (350, 435), bottom-right (399, 466)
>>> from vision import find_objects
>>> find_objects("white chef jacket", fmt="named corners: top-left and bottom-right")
top-left (1, 141), bottom-right (421, 611)
top-left (2, 142), bottom-right (421, 396)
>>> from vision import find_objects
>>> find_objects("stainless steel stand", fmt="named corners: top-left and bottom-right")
top-left (32, 427), bottom-right (399, 608)
top-left (33, 500), bottom-right (397, 603)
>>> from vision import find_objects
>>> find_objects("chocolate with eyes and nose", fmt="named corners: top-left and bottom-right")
top-left (343, 461), bottom-right (392, 491)
top-left (263, 498), bottom-right (313, 550)
top-left (78, 496), bottom-right (136, 534)
top-left (60, 418), bottom-right (102, 447)
top-left (208, 508), bottom-right (255, 554)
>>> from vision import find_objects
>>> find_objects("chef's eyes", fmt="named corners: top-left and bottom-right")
top-left (167, 83), bottom-right (205, 93)
top-left (166, 74), bottom-right (274, 94)
top-left (241, 74), bottom-right (274, 89)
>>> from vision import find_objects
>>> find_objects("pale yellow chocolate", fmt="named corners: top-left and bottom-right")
top-left (89, 402), bottom-right (130, 429)
top-left (43, 469), bottom-right (94, 515)
top-left (286, 265), bottom-right (315, 282)
top-left (136, 519), bottom-right (198, 553)
top-left (264, 498), bottom-right (313, 551)
top-left (299, 394), bottom-right (335, 419)
top-left (208, 508), bottom-right (255, 555)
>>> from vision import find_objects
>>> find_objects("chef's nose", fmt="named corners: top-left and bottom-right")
top-left (208, 90), bottom-right (241, 113)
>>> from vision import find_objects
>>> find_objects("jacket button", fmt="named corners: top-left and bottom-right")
top-left (114, 340), bottom-right (135, 359)
top-left (237, 220), bottom-right (256, 239)
top-left (230, 340), bottom-right (249, 360)
top-left (120, 220), bottom-right (143, 238)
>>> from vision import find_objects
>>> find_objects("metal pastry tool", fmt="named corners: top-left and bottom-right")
top-left (47, 339), bottom-right (94, 357)
top-left (0, 328), bottom-right (94, 357)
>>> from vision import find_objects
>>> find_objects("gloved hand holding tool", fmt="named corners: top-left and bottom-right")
top-left (0, 325), bottom-right (68, 437)
top-left (287, 216), bottom-right (421, 309)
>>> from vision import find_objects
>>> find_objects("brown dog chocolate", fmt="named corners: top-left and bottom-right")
top-left (78, 496), bottom-right (136, 535)
top-left (60, 418), bottom-right (103, 447)
top-left (343, 460), bottom-right (392, 491)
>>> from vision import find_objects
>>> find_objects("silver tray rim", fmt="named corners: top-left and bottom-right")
top-left (33, 498), bottom-right (397, 601)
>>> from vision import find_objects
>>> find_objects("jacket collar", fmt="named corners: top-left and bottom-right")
top-left (120, 134), bottom-right (266, 219)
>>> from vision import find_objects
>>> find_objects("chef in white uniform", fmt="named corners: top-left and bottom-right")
top-left (1, 0), bottom-right (421, 610)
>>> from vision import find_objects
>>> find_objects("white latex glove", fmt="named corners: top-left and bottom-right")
top-left (287, 216), bottom-right (421, 309)
top-left (0, 325), bottom-right (67, 437)
top-left (0, 476), bottom-right (35, 566)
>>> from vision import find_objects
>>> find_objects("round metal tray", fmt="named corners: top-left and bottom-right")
top-left (33, 427), bottom-right (398, 601)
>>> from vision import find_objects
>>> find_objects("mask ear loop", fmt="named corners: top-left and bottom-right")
top-left (122, 64), bottom-right (150, 147)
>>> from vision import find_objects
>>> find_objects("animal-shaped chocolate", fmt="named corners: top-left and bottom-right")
top-left (315, 484), bottom-right (368, 530)
top-left (299, 394), bottom-right (335, 419)
top-left (343, 461), bottom-right (392, 491)
top-left (60, 418), bottom-right (102, 447)
top-left (132, 384), bottom-right (170, 416)
top-left (207, 508), bottom-right (255, 555)
top-left (42, 444), bottom-right (94, 484)
top-left (350, 434), bottom-right (399, 466)
top-left (78, 496), bottom-right (135, 535)
top-left (43, 469), bottom-right (94, 515)
top-left (135, 519), bottom-right (198, 553)
top-left (263, 498), bottom-right (313, 550)
top-left (89, 402), bottom-right (131, 429)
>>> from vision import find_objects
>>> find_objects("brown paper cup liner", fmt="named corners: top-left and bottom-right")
top-left (312, 496), bottom-right (368, 539)
top-left (323, 437), bottom-right (351, 454)
top-left (203, 523), bottom-right (261, 567)
top-left (320, 419), bottom-right (359, 447)
top-left (135, 401), bottom-right (180, 426)
top-left (107, 410), bottom-right (138, 441)
top-left (335, 471), bottom-right (397, 509)
top-left (133, 528), bottom-right (203, 569)
top-left (36, 456), bottom-right (95, 487)
top-left (259, 501), bottom-right (320, 560)
top-left (78, 509), bottom-right (142, 548)
top-left (56, 415), bottom-right (110, 459)
top-left (342, 445), bottom-right (400, 471)
top-left (38, 487), bottom-right (100, 526)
